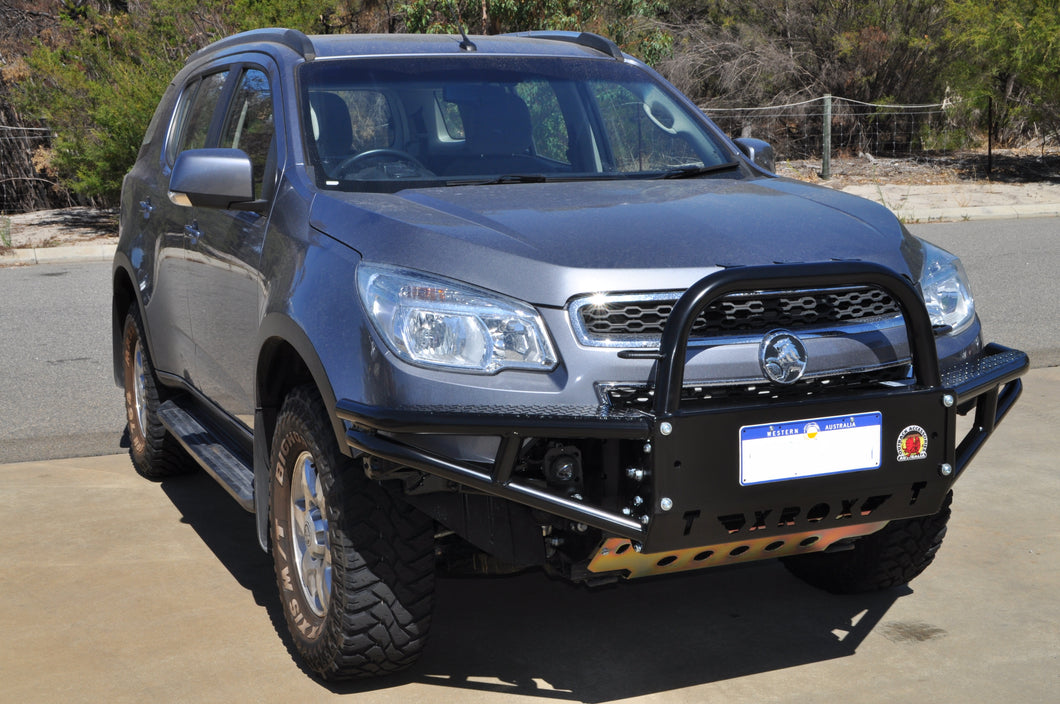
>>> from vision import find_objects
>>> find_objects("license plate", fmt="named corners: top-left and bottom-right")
top-left (740, 412), bottom-right (882, 485)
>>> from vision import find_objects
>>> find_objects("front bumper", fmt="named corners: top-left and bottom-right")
top-left (337, 263), bottom-right (1027, 571)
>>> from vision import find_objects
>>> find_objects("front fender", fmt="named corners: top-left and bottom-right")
top-left (253, 232), bottom-right (376, 550)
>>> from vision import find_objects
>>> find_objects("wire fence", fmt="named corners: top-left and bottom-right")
top-left (0, 124), bottom-right (50, 150)
top-left (703, 95), bottom-right (970, 164)
top-left (0, 123), bottom-right (68, 214)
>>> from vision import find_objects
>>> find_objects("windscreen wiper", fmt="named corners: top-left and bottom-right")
top-left (446, 174), bottom-right (549, 186)
top-left (656, 161), bottom-right (741, 179)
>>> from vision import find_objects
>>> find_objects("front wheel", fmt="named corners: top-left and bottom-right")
top-left (782, 492), bottom-right (952, 594)
top-left (269, 385), bottom-right (435, 680)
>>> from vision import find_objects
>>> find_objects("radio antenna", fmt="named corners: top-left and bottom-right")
top-left (457, 23), bottom-right (477, 51)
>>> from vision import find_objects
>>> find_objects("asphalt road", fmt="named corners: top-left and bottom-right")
top-left (0, 261), bottom-right (125, 463)
top-left (908, 218), bottom-right (1060, 368)
top-left (0, 217), bottom-right (1056, 464)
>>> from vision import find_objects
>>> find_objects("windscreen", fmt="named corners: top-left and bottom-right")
top-left (299, 56), bottom-right (735, 192)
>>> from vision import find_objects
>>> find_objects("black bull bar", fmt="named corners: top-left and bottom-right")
top-left (337, 262), bottom-right (1028, 553)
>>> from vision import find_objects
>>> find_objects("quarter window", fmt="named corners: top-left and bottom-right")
top-left (435, 90), bottom-right (464, 140)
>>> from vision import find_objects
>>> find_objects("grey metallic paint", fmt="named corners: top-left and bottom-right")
top-left (308, 177), bottom-right (917, 308)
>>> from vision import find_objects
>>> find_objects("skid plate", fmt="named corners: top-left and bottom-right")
top-left (588, 522), bottom-right (888, 579)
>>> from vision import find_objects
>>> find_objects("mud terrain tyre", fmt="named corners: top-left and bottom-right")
top-left (269, 385), bottom-right (435, 680)
top-left (121, 306), bottom-right (192, 479)
top-left (782, 492), bottom-right (952, 594)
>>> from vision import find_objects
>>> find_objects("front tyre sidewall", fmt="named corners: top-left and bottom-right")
top-left (270, 418), bottom-right (332, 652)
top-left (268, 387), bottom-right (435, 680)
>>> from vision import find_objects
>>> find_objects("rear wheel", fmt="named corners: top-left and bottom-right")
top-left (121, 305), bottom-right (191, 479)
top-left (269, 385), bottom-right (435, 680)
top-left (782, 492), bottom-right (952, 594)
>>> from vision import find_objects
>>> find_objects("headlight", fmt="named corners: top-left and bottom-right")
top-left (918, 240), bottom-right (975, 333)
top-left (357, 263), bottom-right (558, 373)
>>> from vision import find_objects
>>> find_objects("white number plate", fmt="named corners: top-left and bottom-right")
top-left (739, 412), bottom-right (882, 486)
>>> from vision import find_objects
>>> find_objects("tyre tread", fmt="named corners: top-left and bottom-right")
top-left (271, 386), bottom-right (434, 680)
top-left (783, 492), bottom-right (952, 594)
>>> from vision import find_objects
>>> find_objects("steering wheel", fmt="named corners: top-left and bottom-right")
top-left (335, 149), bottom-right (435, 179)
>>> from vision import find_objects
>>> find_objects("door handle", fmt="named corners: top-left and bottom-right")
top-left (184, 221), bottom-right (201, 245)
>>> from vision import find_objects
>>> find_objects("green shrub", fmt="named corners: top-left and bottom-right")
top-left (10, 0), bottom-right (343, 206)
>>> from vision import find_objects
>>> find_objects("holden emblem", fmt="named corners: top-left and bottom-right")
top-left (759, 330), bottom-right (808, 384)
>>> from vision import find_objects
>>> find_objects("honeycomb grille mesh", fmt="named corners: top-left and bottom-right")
top-left (578, 287), bottom-right (900, 340)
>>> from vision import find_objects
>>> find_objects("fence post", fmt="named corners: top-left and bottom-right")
top-left (820, 94), bottom-right (832, 179)
top-left (986, 96), bottom-right (993, 180)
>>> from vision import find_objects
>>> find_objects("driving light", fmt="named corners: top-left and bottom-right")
top-left (918, 240), bottom-right (975, 333)
top-left (357, 263), bottom-right (558, 373)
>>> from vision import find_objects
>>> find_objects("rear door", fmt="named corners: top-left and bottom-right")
top-left (146, 69), bottom-right (230, 382)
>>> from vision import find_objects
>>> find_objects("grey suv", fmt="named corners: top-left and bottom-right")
top-left (113, 28), bottom-right (1027, 680)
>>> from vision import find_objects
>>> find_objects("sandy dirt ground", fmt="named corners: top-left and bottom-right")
top-left (2, 206), bottom-right (117, 250)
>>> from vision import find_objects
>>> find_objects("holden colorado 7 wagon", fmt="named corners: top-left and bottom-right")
top-left (113, 28), bottom-right (1028, 679)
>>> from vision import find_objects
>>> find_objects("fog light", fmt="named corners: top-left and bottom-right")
top-left (544, 445), bottom-right (581, 485)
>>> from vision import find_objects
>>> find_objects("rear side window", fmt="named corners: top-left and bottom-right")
top-left (434, 82), bottom-right (569, 163)
top-left (220, 68), bottom-right (274, 198)
top-left (307, 89), bottom-right (395, 166)
top-left (166, 70), bottom-right (229, 164)
top-left (347, 90), bottom-right (395, 153)
top-left (517, 80), bottom-right (569, 165)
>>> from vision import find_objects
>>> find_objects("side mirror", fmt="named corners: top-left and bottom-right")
top-left (733, 137), bottom-right (775, 174)
top-left (169, 148), bottom-right (259, 210)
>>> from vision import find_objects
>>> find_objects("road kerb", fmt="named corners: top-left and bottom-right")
top-left (0, 243), bottom-right (116, 267)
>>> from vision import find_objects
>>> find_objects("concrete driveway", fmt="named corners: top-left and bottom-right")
top-left (1, 368), bottom-right (1056, 703)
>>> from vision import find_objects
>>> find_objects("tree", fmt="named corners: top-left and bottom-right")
top-left (654, 1), bottom-right (961, 157)
top-left (659, 0), bottom-right (953, 107)
top-left (9, 0), bottom-right (1056, 206)
top-left (400, 0), bottom-right (673, 65)
top-left (1, 1), bottom-right (83, 211)
top-left (11, 1), bottom-right (236, 202)
top-left (945, 0), bottom-right (1060, 145)
top-left (10, 1), bottom-right (385, 203)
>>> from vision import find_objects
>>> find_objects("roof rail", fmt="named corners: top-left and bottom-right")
top-left (506, 31), bottom-right (624, 60)
top-left (188, 28), bottom-right (316, 64)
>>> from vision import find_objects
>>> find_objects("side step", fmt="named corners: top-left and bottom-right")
top-left (157, 400), bottom-right (255, 512)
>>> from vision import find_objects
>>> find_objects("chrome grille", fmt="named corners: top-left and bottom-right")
top-left (571, 286), bottom-right (901, 347)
